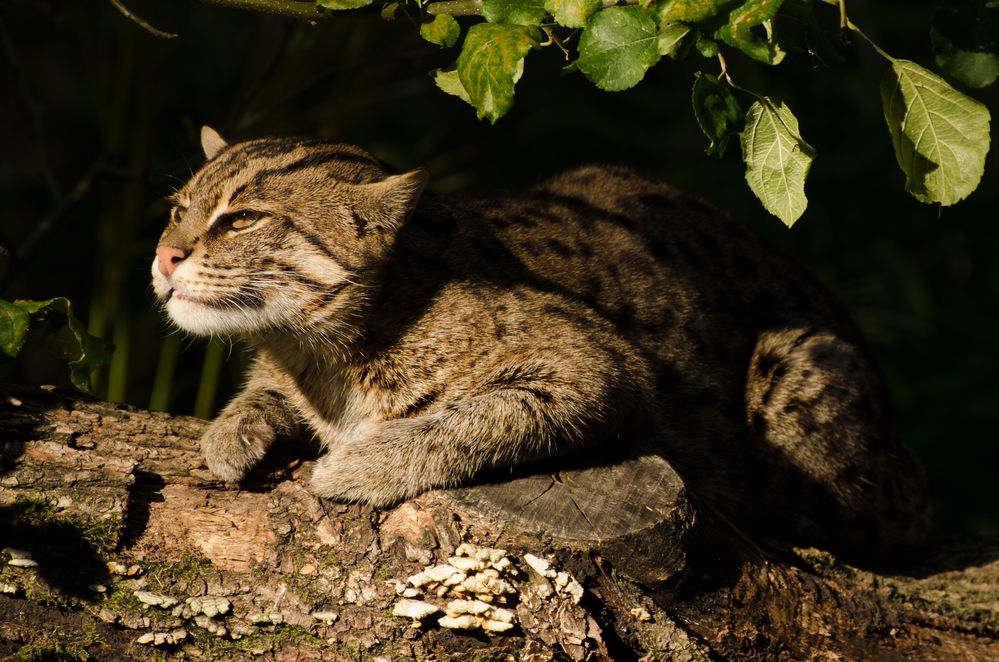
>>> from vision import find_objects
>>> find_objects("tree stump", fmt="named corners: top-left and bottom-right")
top-left (0, 385), bottom-right (996, 660)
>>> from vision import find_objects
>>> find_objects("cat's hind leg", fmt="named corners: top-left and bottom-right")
top-left (745, 327), bottom-right (929, 553)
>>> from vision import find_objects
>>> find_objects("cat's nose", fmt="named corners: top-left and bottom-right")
top-left (156, 245), bottom-right (188, 276)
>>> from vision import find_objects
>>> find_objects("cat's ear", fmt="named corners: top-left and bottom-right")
top-left (355, 169), bottom-right (428, 231)
top-left (200, 126), bottom-right (228, 160)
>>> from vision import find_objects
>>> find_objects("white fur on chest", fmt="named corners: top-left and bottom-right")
top-left (286, 369), bottom-right (384, 450)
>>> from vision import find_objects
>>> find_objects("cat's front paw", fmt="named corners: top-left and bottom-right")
top-left (200, 412), bottom-right (277, 482)
top-left (309, 423), bottom-right (427, 507)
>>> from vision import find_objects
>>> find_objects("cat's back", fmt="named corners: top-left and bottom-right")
top-left (428, 164), bottom-right (854, 364)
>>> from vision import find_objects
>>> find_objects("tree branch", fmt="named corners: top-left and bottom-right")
top-left (196, 0), bottom-right (324, 21)
top-left (426, 0), bottom-right (483, 16)
top-left (0, 385), bottom-right (996, 660)
top-left (108, 0), bottom-right (179, 39)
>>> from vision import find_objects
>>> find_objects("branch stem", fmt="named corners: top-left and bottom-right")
top-left (109, 0), bottom-right (179, 39)
top-left (845, 19), bottom-right (894, 62)
top-left (197, 0), bottom-right (323, 21)
top-left (426, 0), bottom-right (483, 16)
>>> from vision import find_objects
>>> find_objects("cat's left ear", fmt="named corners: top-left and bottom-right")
top-left (356, 169), bottom-right (429, 231)
top-left (200, 126), bottom-right (228, 160)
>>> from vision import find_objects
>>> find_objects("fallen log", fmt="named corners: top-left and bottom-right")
top-left (0, 385), bottom-right (996, 660)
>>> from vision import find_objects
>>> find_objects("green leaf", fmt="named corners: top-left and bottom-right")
top-left (931, 0), bottom-right (999, 88)
top-left (421, 14), bottom-right (461, 48)
top-left (657, 0), bottom-right (727, 23)
top-left (695, 34), bottom-right (719, 58)
top-left (658, 22), bottom-right (692, 58)
top-left (316, 0), bottom-right (372, 10)
top-left (0, 298), bottom-right (113, 392)
top-left (545, 0), bottom-right (602, 29)
top-left (716, 0), bottom-right (786, 64)
top-left (740, 98), bottom-right (815, 226)
top-left (881, 60), bottom-right (992, 206)
top-left (691, 72), bottom-right (743, 157)
top-left (380, 2), bottom-right (399, 20)
top-left (482, 0), bottom-right (548, 26)
top-left (577, 7), bottom-right (661, 92)
top-left (457, 23), bottom-right (539, 123)
top-left (932, 28), bottom-right (999, 88)
top-left (434, 68), bottom-right (472, 104)
top-left (0, 299), bottom-right (32, 358)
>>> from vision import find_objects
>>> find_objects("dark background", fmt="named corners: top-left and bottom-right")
top-left (1, 1), bottom-right (996, 534)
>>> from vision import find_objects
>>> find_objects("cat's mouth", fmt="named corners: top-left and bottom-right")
top-left (165, 288), bottom-right (211, 306)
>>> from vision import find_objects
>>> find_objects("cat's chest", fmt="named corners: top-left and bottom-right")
top-left (280, 361), bottom-right (397, 447)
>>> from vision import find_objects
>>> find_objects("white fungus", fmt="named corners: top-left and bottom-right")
top-left (133, 590), bottom-right (179, 609)
top-left (136, 629), bottom-right (188, 646)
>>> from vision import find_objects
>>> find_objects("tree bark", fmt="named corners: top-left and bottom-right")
top-left (0, 385), bottom-right (996, 661)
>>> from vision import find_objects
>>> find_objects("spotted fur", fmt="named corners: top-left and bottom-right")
top-left (152, 127), bottom-right (928, 554)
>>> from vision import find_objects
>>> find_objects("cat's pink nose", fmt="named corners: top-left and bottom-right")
top-left (156, 245), bottom-right (188, 276)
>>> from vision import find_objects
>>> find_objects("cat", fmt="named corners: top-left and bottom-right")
top-left (151, 126), bottom-right (928, 553)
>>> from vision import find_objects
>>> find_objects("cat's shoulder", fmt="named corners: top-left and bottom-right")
top-left (521, 164), bottom-right (724, 223)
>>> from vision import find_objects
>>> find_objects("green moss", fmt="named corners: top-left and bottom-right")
top-left (78, 516), bottom-right (121, 556)
top-left (101, 582), bottom-right (144, 615)
top-left (12, 619), bottom-right (102, 661)
top-left (140, 553), bottom-right (216, 594)
top-left (0, 496), bottom-right (114, 605)
top-left (231, 623), bottom-right (326, 657)
top-left (186, 624), bottom-right (231, 657)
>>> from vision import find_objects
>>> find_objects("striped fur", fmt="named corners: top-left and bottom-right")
top-left (152, 127), bottom-right (929, 556)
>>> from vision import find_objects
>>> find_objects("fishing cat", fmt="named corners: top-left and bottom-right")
top-left (151, 126), bottom-right (928, 552)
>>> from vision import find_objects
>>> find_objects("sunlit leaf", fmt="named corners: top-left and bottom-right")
top-left (656, 0), bottom-right (727, 23)
top-left (740, 97), bottom-right (815, 226)
top-left (545, 0), bottom-right (602, 29)
top-left (578, 7), bottom-right (661, 92)
top-left (482, 0), bottom-right (548, 25)
top-left (716, 0), bottom-right (786, 64)
top-left (420, 14), bottom-right (461, 48)
top-left (434, 68), bottom-right (472, 104)
top-left (658, 22), bottom-right (692, 58)
top-left (881, 60), bottom-right (991, 206)
top-left (457, 23), bottom-right (539, 123)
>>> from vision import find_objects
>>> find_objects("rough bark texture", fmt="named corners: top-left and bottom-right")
top-left (0, 385), bottom-right (996, 661)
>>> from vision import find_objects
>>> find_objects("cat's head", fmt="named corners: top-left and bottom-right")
top-left (151, 126), bottom-right (427, 337)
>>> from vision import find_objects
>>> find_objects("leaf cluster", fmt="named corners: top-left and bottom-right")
top-left (318, 0), bottom-right (993, 226)
top-left (0, 297), bottom-right (113, 392)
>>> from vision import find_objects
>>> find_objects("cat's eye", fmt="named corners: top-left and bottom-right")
top-left (216, 211), bottom-right (265, 233)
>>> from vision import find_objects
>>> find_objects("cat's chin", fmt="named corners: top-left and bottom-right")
top-left (164, 294), bottom-right (264, 337)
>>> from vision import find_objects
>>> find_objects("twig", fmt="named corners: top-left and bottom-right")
top-left (845, 18), bottom-right (894, 62)
top-left (540, 27), bottom-right (571, 61)
top-left (197, 0), bottom-right (324, 21)
top-left (838, 0), bottom-right (847, 31)
top-left (426, 0), bottom-right (483, 16)
top-left (108, 0), bottom-right (179, 39)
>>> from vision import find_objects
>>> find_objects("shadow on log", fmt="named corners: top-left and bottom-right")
top-left (0, 385), bottom-right (997, 660)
